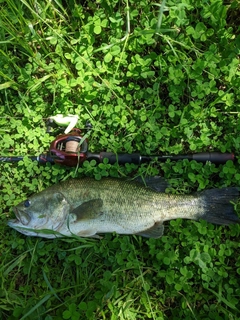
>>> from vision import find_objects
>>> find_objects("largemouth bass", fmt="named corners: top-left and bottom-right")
top-left (8, 177), bottom-right (239, 239)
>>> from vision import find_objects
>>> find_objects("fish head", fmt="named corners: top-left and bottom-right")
top-left (8, 191), bottom-right (71, 237)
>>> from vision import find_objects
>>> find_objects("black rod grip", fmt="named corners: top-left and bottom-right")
top-left (99, 152), bottom-right (141, 165)
top-left (86, 152), bottom-right (235, 165)
top-left (192, 152), bottom-right (235, 164)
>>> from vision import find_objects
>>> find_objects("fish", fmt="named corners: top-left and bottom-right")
top-left (8, 177), bottom-right (239, 239)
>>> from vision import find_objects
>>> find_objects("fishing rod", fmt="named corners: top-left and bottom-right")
top-left (0, 124), bottom-right (235, 167)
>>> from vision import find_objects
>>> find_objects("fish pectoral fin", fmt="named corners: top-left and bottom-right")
top-left (77, 229), bottom-right (102, 239)
top-left (136, 221), bottom-right (164, 238)
top-left (72, 199), bottom-right (103, 220)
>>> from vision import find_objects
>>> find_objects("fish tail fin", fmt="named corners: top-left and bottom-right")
top-left (199, 187), bottom-right (239, 225)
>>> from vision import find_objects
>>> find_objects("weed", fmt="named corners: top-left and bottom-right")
top-left (0, 0), bottom-right (240, 319)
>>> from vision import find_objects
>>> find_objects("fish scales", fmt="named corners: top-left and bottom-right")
top-left (8, 177), bottom-right (239, 239)
top-left (50, 178), bottom-right (199, 226)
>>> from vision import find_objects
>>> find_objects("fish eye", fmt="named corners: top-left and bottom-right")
top-left (24, 200), bottom-right (31, 208)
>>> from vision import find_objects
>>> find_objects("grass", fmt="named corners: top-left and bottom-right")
top-left (0, 0), bottom-right (240, 319)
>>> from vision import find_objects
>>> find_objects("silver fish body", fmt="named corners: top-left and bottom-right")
top-left (8, 177), bottom-right (239, 239)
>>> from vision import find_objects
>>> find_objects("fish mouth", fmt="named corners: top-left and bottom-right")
top-left (8, 209), bottom-right (35, 236)
top-left (9, 207), bottom-right (31, 226)
top-left (7, 218), bottom-right (21, 228)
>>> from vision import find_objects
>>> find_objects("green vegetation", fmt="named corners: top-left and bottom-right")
top-left (0, 0), bottom-right (240, 319)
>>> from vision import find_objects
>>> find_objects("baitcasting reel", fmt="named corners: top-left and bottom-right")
top-left (49, 128), bottom-right (89, 167)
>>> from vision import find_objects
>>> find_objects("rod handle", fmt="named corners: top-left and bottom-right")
top-left (192, 152), bottom-right (235, 164)
top-left (99, 152), bottom-right (141, 165)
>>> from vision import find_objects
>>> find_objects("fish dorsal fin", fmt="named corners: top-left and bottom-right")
top-left (134, 176), bottom-right (168, 192)
top-left (72, 199), bottom-right (103, 220)
top-left (136, 221), bottom-right (164, 238)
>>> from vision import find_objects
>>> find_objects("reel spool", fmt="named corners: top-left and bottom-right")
top-left (64, 137), bottom-right (81, 153)
top-left (49, 129), bottom-right (88, 166)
